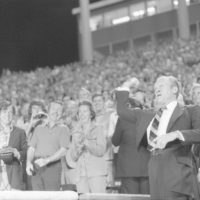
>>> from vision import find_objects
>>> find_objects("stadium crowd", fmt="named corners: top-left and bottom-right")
top-left (1, 37), bottom-right (200, 197)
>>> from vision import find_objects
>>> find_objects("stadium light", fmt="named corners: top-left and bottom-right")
top-left (173, 0), bottom-right (190, 7)
top-left (112, 16), bottom-right (130, 25)
top-left (147, 7), bottom-right (156, 15)
top-left (132, 10), bottom-right (145, 18)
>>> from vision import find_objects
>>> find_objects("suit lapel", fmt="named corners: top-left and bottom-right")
top-left (136, 111), bottom-right (154, 148)
top-left (166, 104), bottom-right (184, 133)
top-left (8, 127), bottom-right (15, 147)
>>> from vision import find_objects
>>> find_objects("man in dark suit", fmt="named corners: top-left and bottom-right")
top-left (116, 76), bottom-right (200, 200)
top-left (112, 116), bottom-right (150, 194)
top-left (0, 101), bottom-right (27, 190)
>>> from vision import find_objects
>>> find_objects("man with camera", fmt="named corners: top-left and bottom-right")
top-left (26, 101), bottom-right (70, 191)
top-left (0, 101), bottom-right (27, 190)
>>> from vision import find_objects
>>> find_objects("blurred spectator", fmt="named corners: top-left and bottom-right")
top-left (63, 100), bottom-right (78, 131)
top-left (191, 84), bottom-right (200, 106)
top-left (92, 93), bottom-right (114, 187)
top-left (0, 101), bottom-right (27, 190)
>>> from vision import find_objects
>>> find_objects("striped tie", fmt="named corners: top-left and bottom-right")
top-left (147, 107), bottom-right (166, 151)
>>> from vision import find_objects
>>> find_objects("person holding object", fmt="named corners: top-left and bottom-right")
top-left (0, 101), bottom-right (27, 190)
top-left (26, 101), bottom-right (70, 191)
top-left (116, 76), bottom-right (200, 200)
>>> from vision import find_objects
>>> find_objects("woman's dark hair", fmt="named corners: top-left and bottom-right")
top-left (28, 101), bottom-right (46, 120)
top-left (0, 100), bottom-right (15, 115)
top-left (78, 101), bottom-right (96, 121)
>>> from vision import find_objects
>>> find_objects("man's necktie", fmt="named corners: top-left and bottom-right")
top-left (147, 107), bottom-right (166, 151)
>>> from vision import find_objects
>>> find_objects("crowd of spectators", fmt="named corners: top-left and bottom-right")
top-left (0, 38), bottom-right (200, 114)
top-left (0, 37), bottom-right (200, 192)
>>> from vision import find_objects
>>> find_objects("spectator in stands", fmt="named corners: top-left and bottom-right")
top-left (92, 93), bottom-right (114, 187)
top-left (63, 100), bottom-right (78, 131)
top-left (26, 101), bottom-right (70, 191)
top-left (0, 101), bottom-right (27, 190)
top-left (191, 84), bottom-right (200, 106)
top-left (25, 101), bottom-right (47, 142)
top-left (78, 88), bottom-right (92, 103)
top-left (112, 96), bottom-right (150, 194)
top-left (70, 101), bottom-right (107, 193)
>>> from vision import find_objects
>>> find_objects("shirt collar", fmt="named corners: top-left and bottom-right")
top-left (166, 101), bottom-right (177, 111)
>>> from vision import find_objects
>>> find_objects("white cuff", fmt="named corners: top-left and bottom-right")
top-left (176, 130), bottom-right (185, 141)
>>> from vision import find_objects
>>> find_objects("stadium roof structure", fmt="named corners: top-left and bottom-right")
top-left (72, 0), bottom-right (124, 15)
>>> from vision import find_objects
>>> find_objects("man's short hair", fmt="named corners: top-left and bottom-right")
top-left (48, 100), bottom-right (63, 111)
top-left (156, 75), bottom-right (180, 96)
top-left (92, 93), bottom-right (105, 101)
top-left (28, 100), bottom-right (46, 118)
top-left (191, 83), bottom-right (200, 94)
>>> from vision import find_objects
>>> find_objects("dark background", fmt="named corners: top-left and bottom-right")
top-left (0, 0), bottom-right (100, 72)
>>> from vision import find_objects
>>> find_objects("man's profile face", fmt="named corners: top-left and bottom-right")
top-left (32, 105), bottom-right (43, 117)
top-left (192, 87), bottom-right (200, 106)
top-left (154, 78), bottom-right (175, 106)
top-left (48, 103), bottom-right (62, 122)
top-left (93, 96), bottom-right (104, 113)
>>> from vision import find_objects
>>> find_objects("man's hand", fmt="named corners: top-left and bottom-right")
top-left (26, 161), bottom-right (34, 176)
top-left (197, 169), bottom-right (200, 182)
top-left (12, 148), bottom-right (20, 159)
top-left (153, 131), bottom-right (181, 149)
top-left (34, 158), bottom-right (50, 168)
top-left (121, 77), bottom-right (139, 89)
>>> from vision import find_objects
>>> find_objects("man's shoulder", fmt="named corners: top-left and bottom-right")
top-left (185, 104), bottom-right (200, 113)
top-left (55, 124), bottom-right (70, 135)
top-left (13, 126), bottom-right (26, 136)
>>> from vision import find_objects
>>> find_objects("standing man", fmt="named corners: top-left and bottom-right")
top-left (116, 76), bottom-right (200, 200)
top-left (26, 101), bottom-right (70, 191)
top-left (0, 101), bottom-right (27, 190)
top-left (112, 97), bottom-right (150, 194)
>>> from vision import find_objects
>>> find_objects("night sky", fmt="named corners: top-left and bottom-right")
top-left (0, 0), bottom-right (101, 72)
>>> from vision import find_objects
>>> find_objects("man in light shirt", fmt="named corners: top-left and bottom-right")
top-left (116, 76), bottom-right (200, 200)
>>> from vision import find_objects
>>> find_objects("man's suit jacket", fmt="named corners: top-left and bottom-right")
top-left (112, 117), bottom-right (150, 178)
top-left (116, 90), bottom-right (200, 197)
top-left (6, 126), bottom-right (27, 190)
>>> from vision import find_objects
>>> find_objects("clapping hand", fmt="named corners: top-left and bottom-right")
top-left (73, 133), bottom-right (85, 153)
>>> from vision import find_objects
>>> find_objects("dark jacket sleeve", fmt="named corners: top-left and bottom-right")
top-left (112, 118), bottom-right (122, 146)
top-left (116, 90), bottom-right (142, 123)
top-left (19, 129), bottom-right (28, 162)
top-left (181, 105), bottom-right (200, 144)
